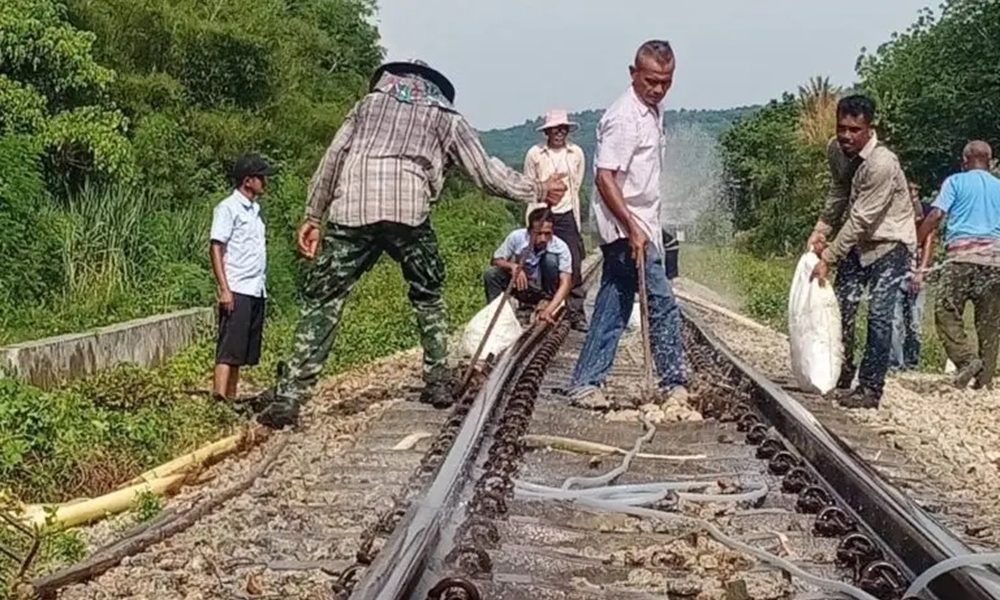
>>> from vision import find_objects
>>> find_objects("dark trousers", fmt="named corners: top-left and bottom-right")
top-left (935, 261), bottom-right (1000, 388)
top-left (834, 244), bottom-right (909, 396)
top-left (483, 253), bottom-right (560, 306)
top-left (890, 281), bottom-right (924, 370)
top-left (551, 211), bottom-right (586, 317)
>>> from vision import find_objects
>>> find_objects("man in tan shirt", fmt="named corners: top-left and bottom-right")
top-left (808, 94), bottom-right (916, 409)
top-left (523, 110), bottom-right (588, 330)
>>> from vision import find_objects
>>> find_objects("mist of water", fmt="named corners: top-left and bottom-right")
top-left (660, 124), bottom-right (730, 242)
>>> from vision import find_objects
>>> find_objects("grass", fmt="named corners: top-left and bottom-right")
top-left (0, 192), bottom-right (513, 504)
top-left (680, 243), bottom-right (949, 373)
top-left (1, 190), bottom-right (516, 596)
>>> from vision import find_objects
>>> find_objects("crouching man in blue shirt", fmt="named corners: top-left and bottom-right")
top-left (209, 154), bottom-right (272, 400)
top-left (484, 208), bottom-right (573, 324)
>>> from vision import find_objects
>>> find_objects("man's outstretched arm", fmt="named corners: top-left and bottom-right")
top-left (449, 115), bottom-right (566, 205)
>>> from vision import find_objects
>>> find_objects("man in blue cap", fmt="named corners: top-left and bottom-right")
top-left (210, 154), bottom-right (273, 401)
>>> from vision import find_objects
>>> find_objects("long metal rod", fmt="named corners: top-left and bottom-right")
top-left (636, 250), bottom-right (655, 401)
top-left (683, 308), bottom-right (1000, 600)
top-left (459, 257), bottom-right (521, 392)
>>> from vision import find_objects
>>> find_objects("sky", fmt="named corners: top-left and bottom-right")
top-left (376, 0), bottom-right (931, 130)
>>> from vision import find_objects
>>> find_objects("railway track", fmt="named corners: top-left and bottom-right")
top-left (29, 259), bottom-right (1000, 600)
top-left (341, 263), bottom-right (1000, 600)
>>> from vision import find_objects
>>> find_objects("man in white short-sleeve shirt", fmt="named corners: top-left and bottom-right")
top-left (484, 208), bottom-right (573, 324)
top-left (568, 40), bottom-right (687, 406)
top-left (209, 154), bottom-right (272, 401)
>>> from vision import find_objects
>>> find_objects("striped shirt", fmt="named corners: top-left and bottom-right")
top-left (306, 92), bottom-right (544, 227)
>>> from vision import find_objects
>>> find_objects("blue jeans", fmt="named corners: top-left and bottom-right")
top-left (570, 240), bottom-right (686, 390)
top-left (834, 245), bottom-right (909, 395)
top-left (890, 276), bottom-right (925, 369)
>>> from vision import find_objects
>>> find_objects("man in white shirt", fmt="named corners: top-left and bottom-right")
top-left (484, 208), bottom-right (573, 323)
top-left (523, 110), bottom-right (588, 331)
top-left (568, 40), bottom-right (687, 405)
top-left (209, 154), bottom-right (271, 401)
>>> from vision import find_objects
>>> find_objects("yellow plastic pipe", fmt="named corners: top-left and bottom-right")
top-left (14, 426), bottom-right (266, 530)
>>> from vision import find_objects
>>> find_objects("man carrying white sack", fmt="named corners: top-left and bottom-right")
top-left (807, 95), bottom-right (916, 409)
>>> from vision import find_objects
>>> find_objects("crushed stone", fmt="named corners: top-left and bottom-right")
top-left (675, 279), bottom-right (1000, 547)
top-left (56, 348), bottom-right (425, 599)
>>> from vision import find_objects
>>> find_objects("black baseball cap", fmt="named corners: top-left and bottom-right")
top-left (231, 154), bottom-right (274, 185)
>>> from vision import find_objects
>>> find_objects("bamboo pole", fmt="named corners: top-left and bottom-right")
top-left (127, 426), bottom-right (265, 485)
top-left (18, 425), bottom-right (267, 530)
top-left (29, 439), bottom-right (289, 597)
top-left (22, 475), bottom-right (187, 530)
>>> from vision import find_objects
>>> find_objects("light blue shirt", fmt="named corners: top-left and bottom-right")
top-left (932, 169), bottom-right (1000, 244)
top-left (210, 190), bottom-right (267, 297)
top-left (493, 229), bottom-right (572, 275)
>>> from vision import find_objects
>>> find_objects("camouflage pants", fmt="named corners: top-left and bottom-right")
top-left (275, 221), bottom-right (448, 404)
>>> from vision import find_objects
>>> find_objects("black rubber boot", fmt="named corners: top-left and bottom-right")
top-left (257, 399), bottom-right (300, 429)
top-left (420, 380), bottom-right (454, 409)
top-left (569, 311), bottom-right (589, 332)
top-left (836, 367), bottom-right (855, 391)
top-left (836, 387), bottom-right (880, 410)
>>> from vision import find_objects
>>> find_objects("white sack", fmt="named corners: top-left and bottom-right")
top-left (461, 295), bottom-right (523, 359)
top-left (626, 300), bottom-right (642, 333)
top-left (788, 253), bottom-right (843, 395)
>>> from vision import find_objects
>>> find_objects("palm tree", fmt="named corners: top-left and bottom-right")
top-left (797, 76), bottom-right (841, 148)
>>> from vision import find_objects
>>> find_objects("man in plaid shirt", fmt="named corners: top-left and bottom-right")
top-left (256, 60), bottom-right (566, 428)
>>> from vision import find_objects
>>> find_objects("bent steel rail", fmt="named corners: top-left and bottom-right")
top-left (351, 259), bottom-right (1000, 600)
top-left (349, 321), bottom-right (552, 599)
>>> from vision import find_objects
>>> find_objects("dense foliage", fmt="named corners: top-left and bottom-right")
top-left (722, 1), bottom-right (1000, 255)
top-left (0, 0), bottom-right (382, 342)
top-left (0, 0), bottom-right (518, 540)
top-left (718, 90), bottom-right (832, 255)
top-left (858, 0), bottom-right (1000, 188)
top-left (0, 193), bottom-right (514, 511)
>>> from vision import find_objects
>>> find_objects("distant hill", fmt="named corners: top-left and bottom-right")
top-left (480, 106), bottom-right (759, 172)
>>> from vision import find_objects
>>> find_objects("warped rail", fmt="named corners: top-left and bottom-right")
top-left (346, 260), bottom-right (1000, 600)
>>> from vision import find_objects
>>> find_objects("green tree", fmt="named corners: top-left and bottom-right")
top-left (719, 94), bottom-right (830, 255)
top-left (0, 0), bottom-right (132, 185)
top-left (858, 0), bottom-right (1000, 188)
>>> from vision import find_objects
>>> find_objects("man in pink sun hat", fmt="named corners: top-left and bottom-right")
top-left (523, 109), bottom-right (588, 331)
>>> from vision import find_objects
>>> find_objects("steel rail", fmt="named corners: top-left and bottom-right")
top-left (682, 308), bottom-right (1000, 600)
top-left (350, 255), bottom-right (1000, 600)
top-left (348, 320), bottom-right (553, 599)
top-left (349, 257), bottom-right (603, 600)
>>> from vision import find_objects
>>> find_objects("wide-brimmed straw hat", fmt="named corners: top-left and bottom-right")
top-left (369, 59), bottom-right (456, 103)
top-left (536, 109), bottom-right (578, 132)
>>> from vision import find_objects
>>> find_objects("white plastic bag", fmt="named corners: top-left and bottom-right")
top-left (461, 295), bottom-right (523, 359)
top-left (788, 253), bottom-right (843, 394)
